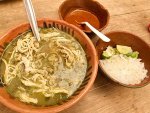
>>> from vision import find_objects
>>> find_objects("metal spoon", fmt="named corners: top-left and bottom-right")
top-left (23, 0), bottom-right (40, 41)
top-left (77, 21), bottom-right (110, 42)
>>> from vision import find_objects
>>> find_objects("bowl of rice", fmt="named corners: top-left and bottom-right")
top-left (96, 31), bottom-right (150, 88)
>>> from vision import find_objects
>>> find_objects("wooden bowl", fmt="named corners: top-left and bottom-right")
top-left (59, 0), bottom-right (110, 33)
top-left (96, 31), bottom-right (150, 88)
top-left (0, 19), bottom-right (98, 113)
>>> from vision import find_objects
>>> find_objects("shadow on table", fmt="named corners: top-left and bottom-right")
top-left (0, 0), bottom-right (21, 4)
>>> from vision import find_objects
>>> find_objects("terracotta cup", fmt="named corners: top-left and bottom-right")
top-left (0, 19), bottom-right (98, 113)
top-left (96, 31), bottom-right (150, 88)
top-left (59, 0), bottom-right (110, 33)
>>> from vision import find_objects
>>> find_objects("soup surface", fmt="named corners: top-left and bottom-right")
top-left (0, 28), bottom-right (87, 106)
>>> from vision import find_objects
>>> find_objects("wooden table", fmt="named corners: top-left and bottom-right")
top-left (0, 0), bottom-right (150, 113)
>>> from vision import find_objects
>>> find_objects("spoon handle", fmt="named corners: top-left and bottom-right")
top-left (23, 0), bottom-right (40, 41)
top-left (83, 22), bottom-right (110, 42)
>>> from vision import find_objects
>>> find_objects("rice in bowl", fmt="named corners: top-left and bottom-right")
top-left (100, 54), bottom-right (148, 85)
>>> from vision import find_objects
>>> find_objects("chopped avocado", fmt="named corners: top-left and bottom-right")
top-left (101, 45), bottom-right (139, 59)
top-left (116, 45), bottom-right (133, 54)
top-left (105, 46), bottom-right (115, 56)
top-left (102, 46), bottom-right (115, 59)
top-left (102, 51), bottom-right (110, 59)
top-left (126, 51), bottom-right (139, 58)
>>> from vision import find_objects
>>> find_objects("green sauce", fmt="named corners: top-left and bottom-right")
top-left (0, 28), bottom-right (87, 106)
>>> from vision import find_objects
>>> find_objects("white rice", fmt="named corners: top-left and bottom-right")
top-left (100, 54), bottom-right (148, 85)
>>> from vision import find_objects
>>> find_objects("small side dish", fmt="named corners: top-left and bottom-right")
top-left (100, 45), bottom-right (148, 85)
top-left (59, 0), bottom-right (110, 33)
top-left (64, 9), bottom-right (100, 32)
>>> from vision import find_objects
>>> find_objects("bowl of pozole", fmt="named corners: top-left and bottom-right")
top-left (0, 19), bottom-right (98, 113)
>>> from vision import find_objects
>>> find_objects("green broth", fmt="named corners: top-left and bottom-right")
top-left (0, 28), bottom-right (87, 106)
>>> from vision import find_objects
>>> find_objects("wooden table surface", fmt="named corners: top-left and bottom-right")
top-left (0, 0), bottom-right (150, 113)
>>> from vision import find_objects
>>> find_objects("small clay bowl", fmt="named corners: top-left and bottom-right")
top-left (0, 19), bottom-right (98, 113)
top-left (59, 0), bottom-right (110, 33)
top-left (96, 31), bottom-right (150, 88)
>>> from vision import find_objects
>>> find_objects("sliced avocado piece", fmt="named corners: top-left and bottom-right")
top-left (102, 46), bottom-right (115, 59)
top-left (102, 51), bottom-right (110, 59)
top-left (116, 45), bottom-right (133, 54)
top-left (126, 51), bottom-right (139, 58)
top-left (105, 46), bottom-right (115, 56)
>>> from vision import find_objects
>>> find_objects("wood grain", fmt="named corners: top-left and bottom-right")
top-left (0, 0), bottom-right (150, 113)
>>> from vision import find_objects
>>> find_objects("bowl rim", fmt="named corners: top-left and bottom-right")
top-left (0, 18), bottom-right (99, 113)
top-left (97, 30), bottom-right (150, 88)
top-left (58, 0), bottom-right (110, 33)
